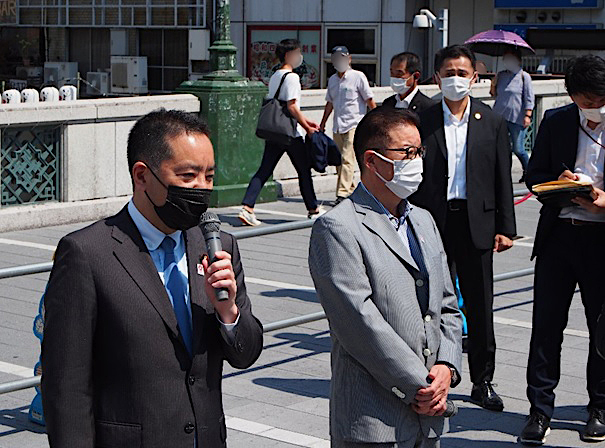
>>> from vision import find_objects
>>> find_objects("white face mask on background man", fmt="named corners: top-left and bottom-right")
top-left (390, 76), bottom-right (413, 95)
top-left (439, 75), bottom-right (473, 102)
top-left (580, 105), bottom-right (605, 123)
top-left (372, 151), bottom-right (424, 199)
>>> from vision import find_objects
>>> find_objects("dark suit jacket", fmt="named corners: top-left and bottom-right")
top-left (381, 90), bottom-right (436, 116)
top-left (410, 98), bottom-right (516, 250)
top-left (41, 205), bottom-right (263, 448)
top-left (525, 103), bottom-right (583, 260)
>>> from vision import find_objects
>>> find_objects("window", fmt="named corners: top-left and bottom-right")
top-left (326, 28), bottom-right (376, 56)
top-left (139, 28), bottom-right (188, 92)
top-left (323, 26), bottom-right (379, 87)
top-left (16, 0), bottom-right (206, 28)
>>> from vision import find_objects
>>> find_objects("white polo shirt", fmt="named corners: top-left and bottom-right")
top-left (326, 68), bottom-right (374, 134)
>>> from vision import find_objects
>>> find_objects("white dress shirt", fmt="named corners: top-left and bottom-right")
top-left (559, 110), bottom-right (605, 223)
top-left (127, 200), bottom-right (239, 334)
top-left (395, 86), bottom-right (420, 109)
top-left (443, 98), bottom-right (471, 200)
top-left (326, 68), bottom-right (374, 134)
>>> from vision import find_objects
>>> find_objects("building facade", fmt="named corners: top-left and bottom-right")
top-left (1, 0), bottom-right (604, 95)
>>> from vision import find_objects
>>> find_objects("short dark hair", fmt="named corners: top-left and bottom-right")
top-left (390, 52), bottom-right (422, 76)
top-left (276, 39), bottom-right (301, 63)
top-left (434, 44), bottom-right (476, 72)
top-left (565, 55), bottom-right (605, 97)
top-left (127, 108), bottom-right (210, 178)
top-left (353, 108), bottom-right (420, 171)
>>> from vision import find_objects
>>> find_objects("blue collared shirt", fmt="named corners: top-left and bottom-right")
top-left (127, 200), bottom-right (238, 336)
top-left (360, 182), bottom-right (411, 247)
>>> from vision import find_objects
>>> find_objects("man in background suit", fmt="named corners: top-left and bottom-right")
top-left (42, 109), bottom-right (263, 447)
top-left (411, 45), bottom-right (516, 412)
top-left (521, 55), bottom-right (605, 446)
top-left (309, 107), bottom-right (462, 447)
top-left (381, 52), bottom-right (435, 115)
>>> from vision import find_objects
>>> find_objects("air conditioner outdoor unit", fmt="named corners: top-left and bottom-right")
top-left (86, 71), bottom-right (110, 96)
top-left (16, 66), bottom-right (43, 82)
top-left (110, 56), bottom-right (148, 94)
top-left (44, 62), bottom-right (78, 87)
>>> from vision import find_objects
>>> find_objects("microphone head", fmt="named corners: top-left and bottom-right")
top-left (200, 211), bottom-right (221, 235)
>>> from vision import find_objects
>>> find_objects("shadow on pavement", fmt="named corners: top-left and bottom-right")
top-left (252, 377), bottom-right (329, 399)
top-left (0, 406), bottom-right (46, 437)
top-left (261, 288), bottom-right (319, 303)
top-left (224, 331), bottom-right (330, 380)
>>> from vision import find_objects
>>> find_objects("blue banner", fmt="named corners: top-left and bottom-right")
top-left (495, 0), bottom-right (600, 7)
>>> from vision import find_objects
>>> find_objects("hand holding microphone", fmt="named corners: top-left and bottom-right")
top-left (200, 212), bottom-right (239, 323)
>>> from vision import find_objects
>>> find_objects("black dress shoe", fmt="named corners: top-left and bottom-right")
top-left (519, 412), bottom-right (551, 446)
top-left (333, 196), bottom-right (346, 206)
top-left (582, 408), bottom-right (605, 442)
top-left (470, 381), bottom-right (504, 412)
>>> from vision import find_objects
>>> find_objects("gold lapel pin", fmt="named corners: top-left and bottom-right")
top-left (474, 112), bottom-right (482, 120)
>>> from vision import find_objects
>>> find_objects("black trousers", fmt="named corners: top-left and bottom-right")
top-left (444, 207), bottom-right (496, 385)
top-left (527, 219), bottom-right (605, 418)
top-left (242, 138), bottom-right (318, 211)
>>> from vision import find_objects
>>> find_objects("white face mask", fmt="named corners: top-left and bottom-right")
top-left (503, 57), bottom-right (521, 72)
top-left (333, 59), bottom-right (349, 73)
top-left (290, 53), bottom-right (303, 69)
top-left (372, 151), bottom-right (424, 199)
top-left (580, 106), bottom-right (605, 123)
top-left (390, 76), bottom-right (413, 95)
top-left (439, 75), bottom-right (473, 102)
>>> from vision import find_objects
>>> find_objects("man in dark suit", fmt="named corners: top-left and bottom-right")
top-left (411, 45), bottom-right (516, 413)
top-left (41, 109), bottom-right (264, 447)
top-left (521, 55), bottom-right (605, 446)
top-left (381, 52), bottom-right (436, 115)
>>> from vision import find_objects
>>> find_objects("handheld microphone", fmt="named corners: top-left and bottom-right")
top-left (200, 211), bottom-right (229, 301)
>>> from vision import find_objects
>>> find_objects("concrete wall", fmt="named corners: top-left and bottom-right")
top-left (0, 94), bottom-right (200, 230)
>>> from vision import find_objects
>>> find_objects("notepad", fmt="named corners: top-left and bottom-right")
top-left (532, 180), bottom-right (594, 208)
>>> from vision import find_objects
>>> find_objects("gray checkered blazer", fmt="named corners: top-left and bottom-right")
top-left (309, 184), bottom-right (462, 446)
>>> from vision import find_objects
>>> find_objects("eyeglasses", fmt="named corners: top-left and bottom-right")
top-left (368, 146), bottom-right (427, 159)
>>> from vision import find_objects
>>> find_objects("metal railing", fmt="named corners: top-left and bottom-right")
top-left (0, 188), bottom-right (535, 394)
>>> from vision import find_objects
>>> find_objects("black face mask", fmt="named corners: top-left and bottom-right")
top-left (145, 167), bottom-right (212, 231)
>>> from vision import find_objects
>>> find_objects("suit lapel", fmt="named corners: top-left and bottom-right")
top-left (433, 104), bottom-right (448, 159)
top-left (184, 227), bottom-right (214, 354)
top-left (466, 99), bottom-right (480, 176)
top-left (352, 187), bottom-right (419, 271)
top-left (407, 210), bottom-right (441, 314)
top-left (565, 105), bottom-right (580, 171)
top-left (111, 208), bottom-right (180, 339)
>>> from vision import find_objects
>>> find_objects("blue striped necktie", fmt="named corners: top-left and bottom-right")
top-left (160, 236), bottom-right (193, 356)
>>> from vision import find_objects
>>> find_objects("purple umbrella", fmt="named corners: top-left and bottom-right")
top-left (464, 30), bottom-right (535, 57)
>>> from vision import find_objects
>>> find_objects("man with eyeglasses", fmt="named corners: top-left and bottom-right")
top-left (410, 44), bottom-right (516, 413)
top-left (309, 107), bottom-right (462, 447)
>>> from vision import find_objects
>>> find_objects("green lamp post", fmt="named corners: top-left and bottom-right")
top-left (176, 0), bottom-right (275, 206)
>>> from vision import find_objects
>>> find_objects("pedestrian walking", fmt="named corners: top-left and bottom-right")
top-left (240, 39), bottom-right (324, 226)
top-left (491, 48), bottom-right (535, 183)
top-left (319, 45), bottom-right (376, 206)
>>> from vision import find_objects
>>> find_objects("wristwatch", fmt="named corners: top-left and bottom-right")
top-left (448, 366), bottom-right (460, 386)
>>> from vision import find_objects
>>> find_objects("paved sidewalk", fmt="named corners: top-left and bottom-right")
top-left (0, 185), bottom-right (602, 447)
